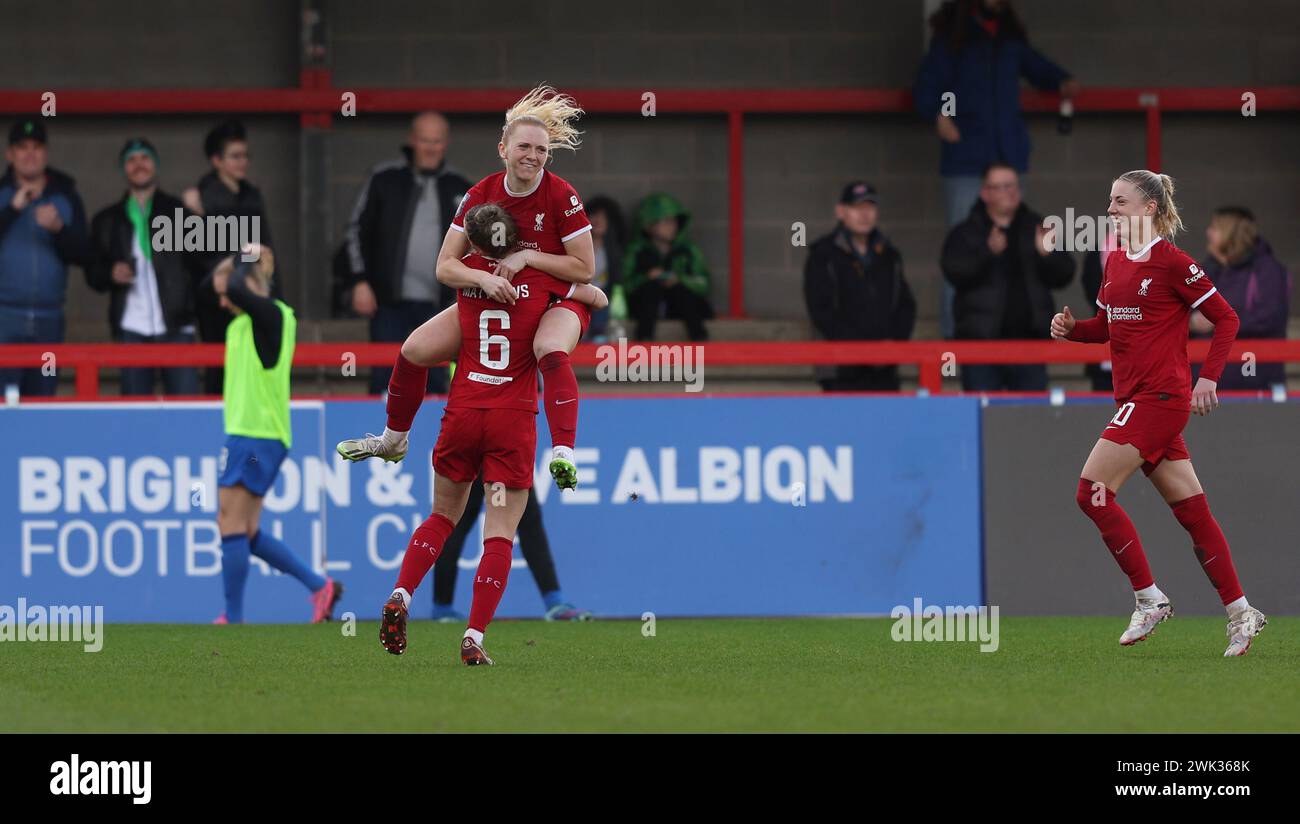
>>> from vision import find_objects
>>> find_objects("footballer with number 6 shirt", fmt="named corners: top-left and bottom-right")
top-left (1052, 169), bottom-right (1266, 657)
top-left (378, 204), bottom-right (606, 666)
top-left (338, 86), bottom-right (595, 494)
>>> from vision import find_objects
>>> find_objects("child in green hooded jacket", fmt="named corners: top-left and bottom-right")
top-left (622, 192), bottom-right (713, 340)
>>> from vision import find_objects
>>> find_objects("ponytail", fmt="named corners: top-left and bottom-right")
top-left (1116, 169), bottom-right (1184, 239)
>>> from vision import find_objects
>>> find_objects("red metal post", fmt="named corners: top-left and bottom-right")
top-left (74, 361), bottom-right (98, 400)
top-left (1145, 99), bottom-right (1162, 172)
top-left (918, 358), bottom-right (944, 394)
top-left (300, 68), bottom-right (332, 128)
top-left (727, 109), bottom-right (746, 319)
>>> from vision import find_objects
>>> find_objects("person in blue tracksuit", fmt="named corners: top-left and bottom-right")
top-left (0, 118), bottom-right (90, 395)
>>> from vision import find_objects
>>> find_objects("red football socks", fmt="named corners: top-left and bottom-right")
top-left (394, 513), bottom-right (456, 595)
top-left (1076, 478), bottom-right (1155, 591)
top-left (468, 537), bottom-right (514, 633)
top-left (1170, 493), bottom-right (1244, 605)
top-left (386, 353), bottom-right (428, 433)
top-left (538, 351), bottom-right (578, 449)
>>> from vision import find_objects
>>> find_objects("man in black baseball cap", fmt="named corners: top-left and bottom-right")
top-left (8, 117), bottom-right (48, 147)
top-left (803, 180), bottom-right (915, 392)
top-left (6, 118), bottom-right (51, 191)
top-left (0, 116), bottom-right (90, 396)
top-left (839, 180), bottom-right (878, 206)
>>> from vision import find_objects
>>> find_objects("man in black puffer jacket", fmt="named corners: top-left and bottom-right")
top-left (804, 182), bottom-right (916, 392)
top-left (87, 139), bottom-right (215, 395)
top-left (941, 163), bottom-right (1074, 391)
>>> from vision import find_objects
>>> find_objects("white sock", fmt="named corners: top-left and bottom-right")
top-left (1225, 596), bottom-right (1249, 616)
top-left (464, 628), bottom-right (484, 645)
top-left (1135, 584), bottom-right (1164, 602)
top-left (391, 587), bottom-right (411, 609)
top-left (552, 445), bottom-right (574, 463)
top-left (383, 427), bottom-right (408, 444)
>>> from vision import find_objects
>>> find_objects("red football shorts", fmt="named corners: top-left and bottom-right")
top-left (433, 407), bottom-right (537, 489)
top-left (547, 297), bottom-right (591, 337)
top-left (1098, 400), bottom-right (1191, 475)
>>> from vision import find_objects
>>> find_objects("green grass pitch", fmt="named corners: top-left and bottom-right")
top-left (3, 617), bottom-right (1295, 732)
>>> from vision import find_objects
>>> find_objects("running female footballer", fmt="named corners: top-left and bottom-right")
top-left (1051, 170), bottom-right (1266, 657)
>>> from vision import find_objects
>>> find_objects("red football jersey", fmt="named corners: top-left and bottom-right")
top-left (1097, 237), bottom-right (1219, 409)
top-left (450, 169), bottom-right (592, 254)
top-left (447, 254), bottom-right (574, 413)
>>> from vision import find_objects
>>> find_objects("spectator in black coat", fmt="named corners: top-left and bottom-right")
top-left (913, 0), bottom-right (1078, 339)
top-left (88, 138), bottom-right (212, 395)
top-left (941, 163), bottom-right (1074, 391)
top-left (184, 119), bottom-right (276, 395)
top-left (803, 182), bottom-right (916, 392)
top-left (344, 112), bottom-right (473, 394)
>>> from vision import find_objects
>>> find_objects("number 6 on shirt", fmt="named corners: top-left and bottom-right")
top-left (479, 309), bottom-right (511, 370)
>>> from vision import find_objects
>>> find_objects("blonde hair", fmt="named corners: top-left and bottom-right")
top-left (502, 85), bottom-right (583, 156)
top-left (1115, 169), bottom-right (1184, 239)
top-left (252, 247), bottom-right (275, 290)
top-left (217, 247), bottom-right (275, 294)
top-left (1210, 207), bottom-right (1258, 265)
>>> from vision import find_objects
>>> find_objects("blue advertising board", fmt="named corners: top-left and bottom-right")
top-left (0, 396), bottom-right (983, 621)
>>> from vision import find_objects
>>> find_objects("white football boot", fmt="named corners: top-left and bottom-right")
top-left (336, 429), bottom-right (408, 463)
top-left (1224, 606), bottom-right (1267, 657)
top-left (1119, 595), bottom-right (1173, 646)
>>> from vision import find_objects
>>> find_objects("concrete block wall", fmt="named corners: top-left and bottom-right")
top-left (2, 0), bottom-right (1297, 338)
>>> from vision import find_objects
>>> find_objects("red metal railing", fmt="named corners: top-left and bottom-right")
top-left (3, 340), bottom-right (1299, 400)
top-left (4, 85), bottom-right (1297, 319)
